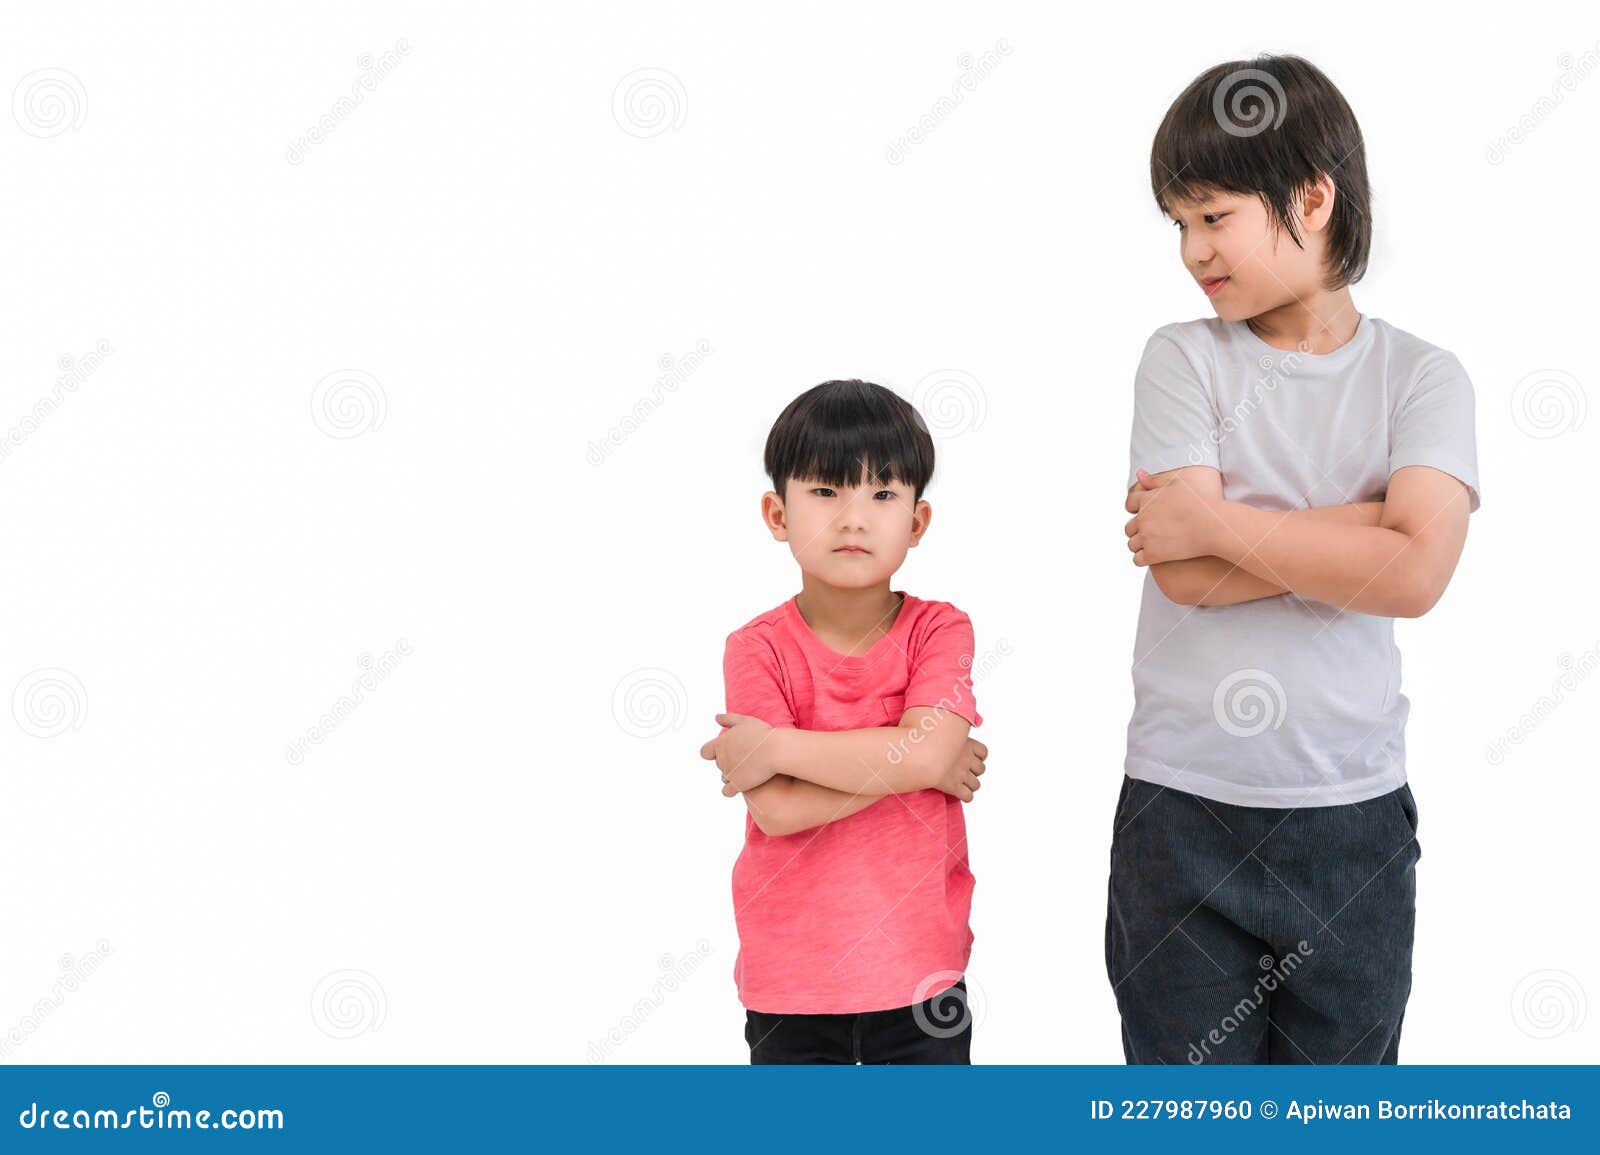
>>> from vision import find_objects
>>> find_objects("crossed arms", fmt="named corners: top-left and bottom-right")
top-left (699, 707), bottom-right (988, 839)
top-left (1123, 463), bottom-right (1472, 617)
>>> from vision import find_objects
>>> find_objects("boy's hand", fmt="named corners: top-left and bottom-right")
top-left (931, 737), bottom-right (988, 802)
top-left (1124, 467), bottom-right (1223, 565)
top-left (700, 712), bottom-right (779, 795)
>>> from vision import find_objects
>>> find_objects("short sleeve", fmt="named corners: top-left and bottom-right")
top-left (722, 629), bottom-right (798, 727)
top-left (1127, 327), bottom-right (1221, 489)
top-left (1389, 351), bottom-right (1481, 512)
top-left (902, 605), bottom-right (983, 728)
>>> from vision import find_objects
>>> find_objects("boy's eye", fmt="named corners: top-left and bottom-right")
top-left (811, 487), bottom-right (835, 497)
top-left (874, 490), bottom-right (895, 500)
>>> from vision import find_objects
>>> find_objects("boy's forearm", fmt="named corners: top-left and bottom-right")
top-left (742, 774), bottom-right (885, 837)
top-left (1151, 502), bottom-right (1384, 606)
top-left (1150, 555), bottom-right (1287, 606)
top-left (767, 725), bottom-right (936, 796)
top-left (1208, 500), bottom-right (1441, 617)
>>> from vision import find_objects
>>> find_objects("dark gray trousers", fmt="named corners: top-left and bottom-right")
top-left (1105, 774), bottom-right (1421, 1064)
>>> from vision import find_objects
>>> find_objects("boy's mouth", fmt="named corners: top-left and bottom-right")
top-left (833, 546), bottom-right (870, 555)
top-left (1201, 276), bottom-right (1230, 296)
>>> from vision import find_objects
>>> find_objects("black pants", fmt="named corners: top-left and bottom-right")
top-left (1106, 775), bottom-right (1420, 1064)
top-left (745, 979), bottom-right (973, 1064)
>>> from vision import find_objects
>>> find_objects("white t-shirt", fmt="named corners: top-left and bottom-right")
top-left (1124, 314), bottom-right (1481, 808)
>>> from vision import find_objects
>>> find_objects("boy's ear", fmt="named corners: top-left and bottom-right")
top-left (908, 499), bottom-right (932, 547)
top-left (760, 491), bottom-right (788, 541)
top-left (1298, 172), bottom-right (1338, 234)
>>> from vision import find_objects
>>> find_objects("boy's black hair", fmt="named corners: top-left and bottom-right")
top-left (764, 379), bottom-right (935, 502)
top-left (1151, 54), bottom-right (1371, 289)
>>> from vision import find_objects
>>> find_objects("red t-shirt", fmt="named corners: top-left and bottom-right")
top-left (722, 591), bottom-right (983, 1014)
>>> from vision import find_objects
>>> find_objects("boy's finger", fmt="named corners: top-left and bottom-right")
top-left (970, 740), bottom-right (988, 759)
top-left (699, 740), bottom-right (718, 759)
top-left (721, 782), bottom-right (739, 797)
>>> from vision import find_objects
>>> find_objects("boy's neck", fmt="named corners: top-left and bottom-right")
top-left (794, 577), bottom-right (905, 655)
top-left (1244, 287), bottom-right (1359, 354)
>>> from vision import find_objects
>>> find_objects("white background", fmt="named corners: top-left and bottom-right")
top-left (3, 1), bottom-right (1596, 1064)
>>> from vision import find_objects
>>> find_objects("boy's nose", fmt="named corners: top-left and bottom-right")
top-left (1183, 236), bottom-right (1214, 267)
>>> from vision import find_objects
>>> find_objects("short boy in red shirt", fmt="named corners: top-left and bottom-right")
top-left (699, 379), bottom-right (989, 1064)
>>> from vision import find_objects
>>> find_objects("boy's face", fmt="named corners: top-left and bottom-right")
top-left (1167, 177), bottom-right (1338, 321)
top-left (761, 470), bottom-right (931, 589)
